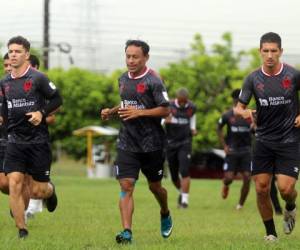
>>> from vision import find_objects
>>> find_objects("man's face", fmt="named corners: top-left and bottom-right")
top-left (177, 96), bottom-right (188, 107)
top-left (8, 43), bottom-right (29, 69)
top-left (3, 58), bottom-right (12, 74)
top-left (125, 45), bottom-right (149, 75)
top-left (260, 42), bottom-right (282, 69)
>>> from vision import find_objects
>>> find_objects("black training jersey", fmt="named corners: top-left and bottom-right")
top-left (0, 88), bottom-right (7, 153)
top-left (165, 99), bottom-right (196, 147)
top-left (218, 108), bottom-right (252, 152)
top-left (117, 67), bottom-right (169, 153)
top-left (239, 64), bottom-right (300, 143)
top-left (0, 66), bottom-right (58, 144)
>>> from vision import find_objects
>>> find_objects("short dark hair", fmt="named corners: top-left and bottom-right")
top-left (125, 40), bottom-right (150, 55)
top-left (260, 32), bottom-right (281, 49)
top-left (231, 89), bottom-right (241, 100)
top-left (29, 54), bottom-right (40, 69)
top-left (7, 36), bottom-right (30, 51)
top-left (176, 87), bottom-right (189, 99)
top-left (3, 53), bottom-right (9, 60)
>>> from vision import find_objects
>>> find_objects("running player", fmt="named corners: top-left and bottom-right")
top-left (217, 89), bottom-right (252, 210)
top-left (164, 87), bottom-right (196, 208)
top-left (0, 36), bottom-right (62, 238)
top-left (235, 32), bottom-right (300, 241)
top-left (101, 39), bottom-right (173, 244)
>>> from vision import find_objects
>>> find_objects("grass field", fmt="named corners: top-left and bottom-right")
top-left (1, 158), bottom-right (300, 249)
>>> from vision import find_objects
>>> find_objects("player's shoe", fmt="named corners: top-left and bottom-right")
top-left (19, 228), bottom-right (29, 239)
top-left (236, 204), bottom-right (243, 210)
top-left (283, 208), bottom-right (296, 234)
top-left (264, 235), bottom-right (277, 242)
top-left (45, 182), bottom-right (58, 212)
top-left (221, 185), bottom-right (229, 199)
top-left (180, 203), bottom-right (188, 209)
top-left (115, 230), bottom-right (132, 244)
top-left (161, 214), bottom-right (173, 238)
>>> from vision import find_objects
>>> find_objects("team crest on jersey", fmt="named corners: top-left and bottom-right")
top-left (256, 83), bottom-right (264, 91)
top-left (282, 77), bottom-right (291, 89)
top-left (23, 80), bottom-right (33, 92)
top-left (136, 82), bottom-right (146, 93)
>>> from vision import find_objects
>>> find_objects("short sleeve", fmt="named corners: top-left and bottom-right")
top-left (37, 73), bottom-right (57, 99)
top-left (294, 70), bottom-right (300, 90)
top-left (217, 113), bottom-right (227, 129)
top-left (239, 74), bottom-right (254, 105)
top-left (150, 78), bottom-right (169, 107)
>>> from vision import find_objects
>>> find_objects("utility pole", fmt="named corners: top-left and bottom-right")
top-left (43, 0), bottom-right (50, 69)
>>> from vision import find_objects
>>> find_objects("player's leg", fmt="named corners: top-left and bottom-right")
top-left (252, 140), bottom-right (277, 240)
top-left (270, 176), bottom-right (282, 215)
top-left (178, 143), bottom-right (192, 208)
top-left (221, 155), bottom-right (235, 199)
top-left (7, 172), bottom-right (27, 232)
top-left (27, 143), bottom-right (57, 212)
top-left (0, 172), bottom-right (9, 194)
top-left (237, 171), bottom-right (251, 209)
top-left (114, 149), bottom-right (139, 244)
top-left (142, 150), bottom-right (173, 238)
top-left (236, 153), bottom-right (251, 209)
top-left (275, 142), bottom-right (300, 234)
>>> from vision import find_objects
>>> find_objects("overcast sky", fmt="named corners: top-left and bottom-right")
top-left (1, 0), bottom-right (300, 72)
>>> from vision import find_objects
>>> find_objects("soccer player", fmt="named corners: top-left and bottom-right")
top-left (3, 53), bottom-right (12, 74)
top-left (217, 89), bottom-right (252, 210)
top-left (101, 39), bottom-right (173, 244)
top-left (235, 32), bottom-right (300, 241)
top-left (0, 36), bottom-right (62, 238)
top-left (164, 87), bottom-right (196, 208)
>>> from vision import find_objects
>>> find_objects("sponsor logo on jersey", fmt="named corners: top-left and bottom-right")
top-left (259, 98), bottom-right (269, 106)
top-left (23, 80), bottom-right (32, 92)
top-left (122, 100), bottom-right (145, 109)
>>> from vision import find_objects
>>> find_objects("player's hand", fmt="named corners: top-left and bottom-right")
top-left (164, 114), bottom-right (172, 124)
top-left (0, 116), bottom-right (3, 125)
top-left (294, 114), bottom-right (300, 128)
top-left (101, 108), bottom-right (111, 120)
top-left (26, 111), bottom-right (43, 126)
top-left (224, 144), bottom-right (230, 155)
top-left (191, 129), bottom-right (197, 136)
top-left (118, 106), bottom-right (141, 121)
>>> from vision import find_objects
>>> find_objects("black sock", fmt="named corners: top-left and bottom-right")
top-left (161, 211), bottom-right (170, 218)
top-left (263, 219), bottom-right (277, 237)
top-left (285, 203), bottom-right (296, 211)
top-left (124, 228), bottom-right (132, 234)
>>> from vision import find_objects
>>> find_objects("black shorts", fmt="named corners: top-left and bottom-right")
top-left (115, 149), bottom-right (165, 182)
top-left (4, 142), bottom-right (52, 182)
top-left (223, 151), bottom-right (251, 173)
top-left (252, 140), bottom-right (300, 179)
top-left (167, 143), bottom-right (191, 180)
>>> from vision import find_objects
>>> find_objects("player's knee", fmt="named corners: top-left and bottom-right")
top-left (148, 182), bottom-right (162, 194)
top-left (224, 178), bottom-right (233, 186)
top-left (278, 185), bottom-right (295, 198)
top-left (256, 183), bottom-right (270, 197)
top-left (31, 185), bottom-right (47, 199)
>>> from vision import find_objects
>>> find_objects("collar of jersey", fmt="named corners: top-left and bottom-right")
top-left (261, 63), bottom-right (283, 77)
top-left (11, 65), bottom-right (31, 79)
top-left (175, 99), bottom-right (189, 108)
top-left (128, 67), bottom-right (150, 79)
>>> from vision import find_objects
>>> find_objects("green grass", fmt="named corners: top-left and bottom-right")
top-left (1, 158), bottom-right (300, 249)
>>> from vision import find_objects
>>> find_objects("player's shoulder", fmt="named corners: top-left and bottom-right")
top-left (28, 67), bottom-right (48, 80)
top-left (146, 69), bottom-right (163, 83)
top-left (222, 108), bottom-right (233, 118)
top-left (187, 100), bottom-right (196, 109)
top-left (283, 63), bottom-right (300, 74)
top-left (246, 67), bottom-right (261, 79)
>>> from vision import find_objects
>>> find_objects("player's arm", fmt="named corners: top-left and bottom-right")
top-left (118, 106), bottom-right (170, 121)
top-left (217, 116), bottom-right (229, 154)
top-left (190, 114), bottom-right (197, 135)
top-left (101, 105), bottom-right (121, 121)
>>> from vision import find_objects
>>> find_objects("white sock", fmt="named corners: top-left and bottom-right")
top-left (26, 199), bottom-right (43, 214)
top-left (181, 193), bottom-right (189, 204)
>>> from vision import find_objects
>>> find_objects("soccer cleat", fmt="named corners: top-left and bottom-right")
top-left (264, 234), bottom-right (277, 242)
top-left (115, 230), bottom-right (132, 244)
top-left (221, 185), bottom-right (229, 199)
top-left (283, 208), bottom-right (296, 234)
top-left (45, 182), bottom-right (58, 212)
top-left (19, 228), bottom-right (28, 239)
top-left (180, 203), bottom-right (188, 209)
top-left (236, 204), bottom-right (243, 210)
top-left (161, 215), bottom-right (173, 238)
